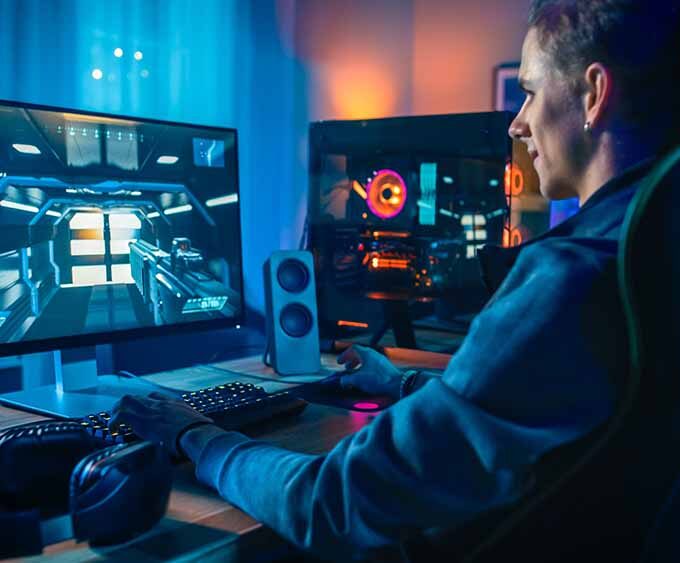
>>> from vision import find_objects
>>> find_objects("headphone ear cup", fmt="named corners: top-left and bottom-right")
top-left (70, 441), bottom-right (172, 545)
top-left (0, 421), bottom-right (99, 515)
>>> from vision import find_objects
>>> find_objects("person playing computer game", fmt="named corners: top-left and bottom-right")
top-left (111, 1), bottom-right (680, 560)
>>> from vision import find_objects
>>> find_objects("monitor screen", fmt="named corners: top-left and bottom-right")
top-left (0, 100), bottom-right (244, 355)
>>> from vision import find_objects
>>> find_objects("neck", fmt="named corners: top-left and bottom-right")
top-left (577, 130), bottom-right (658, 205)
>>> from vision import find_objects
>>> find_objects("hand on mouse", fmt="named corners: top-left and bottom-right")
top-left (336, 345), bottom-right (402, 400)
top-left (109, 391), bottom-right (214, 458)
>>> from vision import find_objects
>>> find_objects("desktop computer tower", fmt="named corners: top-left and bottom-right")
top-left (306, 112), bottom-right (543, 345)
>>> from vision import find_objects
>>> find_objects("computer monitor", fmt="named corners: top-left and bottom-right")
top-left (307, 112), bottom-right (541, 345)
top-left (0, 99), bottom-right (244, 417)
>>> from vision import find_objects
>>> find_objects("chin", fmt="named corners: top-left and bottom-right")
top-left (538, 185), bottom-right (558, 200)
top-left (538, 179), bottom-right (576, 201)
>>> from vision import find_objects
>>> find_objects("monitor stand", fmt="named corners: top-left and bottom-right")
top-left (369, 301), bottom-right (416, 349)
top-left (0, 346), bottom-right (165, 419)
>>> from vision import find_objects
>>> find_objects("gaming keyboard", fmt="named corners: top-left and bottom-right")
top-left (77, 381), bottom-right (307, 444)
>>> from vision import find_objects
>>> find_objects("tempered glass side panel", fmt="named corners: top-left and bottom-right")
top-left (307, 112), bottom-right (542, 340)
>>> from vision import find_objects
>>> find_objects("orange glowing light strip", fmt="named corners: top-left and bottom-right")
top-left (502, 226), bottom-right (524, 247)
top-left (372, 231), bottom-right (410, 239)
top-left (352, 180), bottom-right (368, 200)
top-left (371, 258), bottom-right (410, 270)
top-left (337, 320), bottom-right (370, 328)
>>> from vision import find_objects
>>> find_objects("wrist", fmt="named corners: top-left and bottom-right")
top-left (176, 421), bottom-right (215, 458)
top-left (399, 369), bottom-right (420, 399)
top-left (387, 377), bottom-right (402, 401)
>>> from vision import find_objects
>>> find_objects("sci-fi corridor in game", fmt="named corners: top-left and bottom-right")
top-left (0, 103), bottom-right (242, 344)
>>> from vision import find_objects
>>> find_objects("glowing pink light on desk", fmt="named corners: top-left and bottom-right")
top-left (353, 401), bottom-right (381, 411)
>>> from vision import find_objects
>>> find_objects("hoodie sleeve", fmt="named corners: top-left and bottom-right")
top-left (182, 238), bottom-right (624, 561)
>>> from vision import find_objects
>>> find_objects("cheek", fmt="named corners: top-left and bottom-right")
top-left (546, 117), bottom-right (583, 166)
top-left (542, 89), bottom-right (581, 134)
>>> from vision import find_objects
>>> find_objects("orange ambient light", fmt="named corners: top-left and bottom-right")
top-left (504, 163), bottom-right (524, 197)
top-left (352, 180), bottom-right (368, 200)
top-left (368, 256), bottom-right (410, 270)
top-left (337, 320), bottom-right (370, 328)
top-left (372, 231), bottom-right (410, 239)
top-left (503, 227), bottom-right (524, 247)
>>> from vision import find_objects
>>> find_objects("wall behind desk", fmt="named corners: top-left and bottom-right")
top-left (0, 0), bottom-right (309, 314)
top-left (0, 0), bottom-right (531, 315)
top-left (0, 0), bottom-right (531, 372)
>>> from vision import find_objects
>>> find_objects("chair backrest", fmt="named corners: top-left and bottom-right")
top-left (620, 146), bottom-right (680, 562)
top-left (619, 146), bottom-right (680, 413)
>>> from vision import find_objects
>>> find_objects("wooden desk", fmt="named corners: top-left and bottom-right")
top-left (4, 349), bottom-right (450, 562)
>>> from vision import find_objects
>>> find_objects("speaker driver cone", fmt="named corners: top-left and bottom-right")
top-left (277, 259), bottom-right (310, 293)
top-left (280, 303), bottom-right (313, 337)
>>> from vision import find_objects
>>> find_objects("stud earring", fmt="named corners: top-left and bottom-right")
top-left (584, 121), bottom-right (592, 133)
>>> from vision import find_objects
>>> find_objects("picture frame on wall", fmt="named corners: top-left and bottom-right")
top-left (493, 62), bottom-right (522, 113)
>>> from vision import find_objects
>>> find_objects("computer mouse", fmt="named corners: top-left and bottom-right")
top-left (297, 370), bottom-right (394, 412)
top-left (318, 369), bottom-right (355, 388)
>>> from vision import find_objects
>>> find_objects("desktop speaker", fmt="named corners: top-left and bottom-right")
top-left (263, 250), bottom-right (320, 375)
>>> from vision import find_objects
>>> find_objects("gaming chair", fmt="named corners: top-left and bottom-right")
top-left (623, 146), bottom-right (680, 563)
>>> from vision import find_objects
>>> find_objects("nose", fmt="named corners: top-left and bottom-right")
top-left (508, 112), bottom-right (529, 141)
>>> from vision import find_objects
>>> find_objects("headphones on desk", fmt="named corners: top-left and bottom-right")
top-left (0, 420), bottom-right (173, 558)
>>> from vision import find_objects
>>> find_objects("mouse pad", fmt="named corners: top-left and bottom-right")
top-left (292, 383), bottom-right (395, 412)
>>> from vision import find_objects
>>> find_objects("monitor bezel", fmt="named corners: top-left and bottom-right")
top-left (0, 97), bottom-right (246, 358)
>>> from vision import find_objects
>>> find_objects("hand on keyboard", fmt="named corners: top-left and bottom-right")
top-left (78, 381), bottom-right (308, 456)
top-left (109, 392), bottom-right (213, 458)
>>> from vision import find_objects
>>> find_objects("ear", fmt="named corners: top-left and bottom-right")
top-left (583, 62), bottom-right (613, 128)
